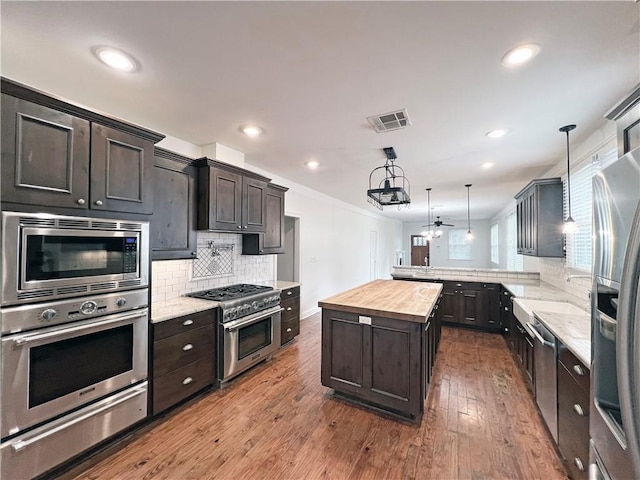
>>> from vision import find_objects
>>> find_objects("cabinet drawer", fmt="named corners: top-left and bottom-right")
top-left (281, 316), bottom-right (300, 344)
top-left (558, 342), bottom-right (590, 394)
top-left (558, 364), bottom-right (590, 479)
top-left (152, 357), bottom-right (214, 414)
top-left (153, 324), bottom-right (215, 378)
top-left (153, 309), bottom-right (215, 340)
top-left (281, 298), bottom-right (300, 321)
top-left (281, 286), bottom-right (300, 299)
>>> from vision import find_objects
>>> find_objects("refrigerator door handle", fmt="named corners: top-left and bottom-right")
top-left (617, 199), bottom-right (640, 479)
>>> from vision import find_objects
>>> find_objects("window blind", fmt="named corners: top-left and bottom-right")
top-left (491, 223), bottom-right (499, 264)
top-left (448, 229), bottom-right (472, 260)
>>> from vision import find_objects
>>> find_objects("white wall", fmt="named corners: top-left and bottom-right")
top-left (402, 219), bottom-right (491, 268)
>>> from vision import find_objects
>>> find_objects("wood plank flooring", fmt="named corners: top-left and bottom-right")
top-left (60, 314), bottom-right (568, 480)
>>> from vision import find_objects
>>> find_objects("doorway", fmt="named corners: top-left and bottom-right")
top-left (277, 216), bottom-right (300, 282)
top-left (410, 235), bottom-right (430, 266)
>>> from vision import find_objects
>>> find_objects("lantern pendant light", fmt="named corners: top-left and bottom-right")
top-left (559, 124), bottom-right (578, 234)
top-left (465, 184), bottom-right (473, 240)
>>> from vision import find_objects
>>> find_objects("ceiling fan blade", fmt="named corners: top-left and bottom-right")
top-left (442, 223), bottom-right (455, 227)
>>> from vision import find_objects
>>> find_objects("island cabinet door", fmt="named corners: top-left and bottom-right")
top-left (321, 309), bottom-right (423, 419)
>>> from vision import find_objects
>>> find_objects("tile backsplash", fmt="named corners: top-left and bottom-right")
top-left (152, 232), bottom-right (275, 302)
top-left (538, 258), bottom-right (591, 311)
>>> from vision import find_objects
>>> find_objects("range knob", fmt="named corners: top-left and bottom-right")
top-left (116, 297), bottom-right (127, 307)
top-left (80, 301), bottom-right (98, 315)
top-left (41, 308), bottom-right (57, 321)
top-left (252, 301), bottom-right (259, 311)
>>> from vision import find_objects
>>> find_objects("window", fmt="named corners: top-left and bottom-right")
top-left (506, 212), bottom-right (523, 271)
top-left (491, 223), bottom-right (499, 264)
top-left (564, 143), bottom-right (617, 271)
top-left (412, 236), bottom-right (428, 247)
top-left (448, 229), bottom-right (472, 260)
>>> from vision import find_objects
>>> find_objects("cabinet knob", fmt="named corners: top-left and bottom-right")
top-left (573, 457), bottom-right (584, 472)
top-left (183, 344), bottom-right (193, 351)
top-left (237, 225), bottom-right (242, 229)
top-left (191, 252), bottom-right (197, 256)
top-left (456, 283), bottom-right (462, 287)
top-left (183, 319), bottom-right (194, 326)
top-left (573, 364), bottom-right (586, 376)
top-left (286, 307), bottom-right (292, 311)
top-left (287, 291), bottom-right (292, 295)
top-left (182, 377), bottom-right (193, 385)
top-left (259, 250), bottom-right (263, 254)
top-left (243, 225), bottom-right (248, 229)
top-left (76, 198), bottom-right (86, 205)
top-left (286, 328), bottom-right (292, 333)
top-left (572, 403), bottom-right (585, 416)
top-left (94, 200), bottom-right (103, 206)
top-left (504, 307), bottom-right (509, 311)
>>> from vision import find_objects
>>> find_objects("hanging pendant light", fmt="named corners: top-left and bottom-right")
top-left (367, 147), bottom-right (411, 210)
top-left (421, 188), bottom-right (435, 239)
top-left (559, 124), bottom-right (578, 234)
top-left (465, 184), bottom-right (474, 240)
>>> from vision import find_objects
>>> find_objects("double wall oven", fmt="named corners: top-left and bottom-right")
top-left (187, 284), bottom-right (282, 385)
top-left (0, 212), bottom-right (150, 479)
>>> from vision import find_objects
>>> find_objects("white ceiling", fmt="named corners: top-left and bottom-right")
top-left (2, 1), bottom-right (638, 222)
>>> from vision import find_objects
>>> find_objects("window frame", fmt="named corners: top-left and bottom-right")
top-left (448, 228), bottom-right (472, 261)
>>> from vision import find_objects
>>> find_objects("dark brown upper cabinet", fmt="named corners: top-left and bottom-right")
top-left (196, 158), bottom-right (270, 233)
top-left (605, 83), bottom-right (640, 157)
top-left (150, 148), bottom-right (198, 260)
top-left (243, 183), bottom-right (288, 255)
top-left (1, 78), bottom-right (164, 215)
top-left (514, 178), bottom-right (564, 258)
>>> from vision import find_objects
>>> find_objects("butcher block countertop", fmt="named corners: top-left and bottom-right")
top-left (318, 279), bottom-right (442, 323)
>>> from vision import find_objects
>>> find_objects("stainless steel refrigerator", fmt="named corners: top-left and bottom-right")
top-left (591, 148), bottom-right (640, 479)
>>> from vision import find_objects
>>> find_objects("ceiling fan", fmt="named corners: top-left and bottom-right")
top-left (422, 216), bottom-right (455, 228)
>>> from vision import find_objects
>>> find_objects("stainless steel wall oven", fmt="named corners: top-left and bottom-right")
top-left (1, 211), bottom-right (149, 306)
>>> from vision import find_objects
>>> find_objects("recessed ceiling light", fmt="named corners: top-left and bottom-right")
top-left (306, 160), bottom-right (320, 169)
top-left (95, 47), bottom-right (137, 72)
top-left (242, 125), bottom-right (263, 137)
top-left (501, 43), bottom-right (540, 67)
top-left (482, 162), bottom-right (495, 169)
top-left (486, 129), bottom-right (509, 139)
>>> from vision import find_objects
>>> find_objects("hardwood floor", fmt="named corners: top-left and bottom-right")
top-left (61, 314), bottom-right (568, 480)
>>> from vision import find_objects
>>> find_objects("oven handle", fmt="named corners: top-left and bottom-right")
top-left (10, 384), bottom-right (147, 453)
top-left (224, 307), bottom-right (284, 332)
top-left (11, 308), bottom-right (148, 347)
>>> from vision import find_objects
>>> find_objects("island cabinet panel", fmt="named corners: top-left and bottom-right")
top-left (439, 286), bottom-right (458, 323)
top-left (321, 309), bottom-right (423, 421)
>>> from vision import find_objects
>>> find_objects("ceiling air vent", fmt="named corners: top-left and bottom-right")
top-left (367, 109), bottom-right (411, 133)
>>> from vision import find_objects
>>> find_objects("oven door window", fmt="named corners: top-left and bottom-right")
top-left (29, 325), bottom-right (134, 408)
top-left (24, 235), bottom-right (134, 281)
top-left (238, 318), bottom-right (272, 360)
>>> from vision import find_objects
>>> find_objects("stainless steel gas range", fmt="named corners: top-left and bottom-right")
top-left (187, 284), bottom-right (282, 385)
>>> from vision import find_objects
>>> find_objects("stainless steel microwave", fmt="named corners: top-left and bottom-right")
top-left (1, 212), bottom-right (149, 306)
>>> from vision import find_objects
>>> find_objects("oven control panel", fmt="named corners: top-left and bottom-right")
top-left (0, 288), bottom-right (149, 334)
top-left (221, 294), bottom-right (281, 322)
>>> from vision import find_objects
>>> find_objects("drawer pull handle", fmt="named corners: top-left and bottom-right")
top-left (572, 403), bottom-right (585, 416)
top-left (286, 307), bottom-right (292, 311)
top-left (504, 307), bottom-right (509, 311)
top-left (183, 320), bottom-right (194, 326)
top-left (573, 364), bottom-right (586, 376)
top-left (183, 344), bottom-right (193, 351)
top-left (574, 457), bottom-right (584, 472)
top-left (287, 291), bottom-right (292, 295)
top-left (182, 377), bottom-right (193, 385)
top-left (287, 328), bottom-right (292, 333)
top-left (456, 283), bottom-right (462, 287)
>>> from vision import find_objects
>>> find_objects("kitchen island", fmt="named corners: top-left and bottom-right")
top-left (318, 279), bottom-right (442, 422)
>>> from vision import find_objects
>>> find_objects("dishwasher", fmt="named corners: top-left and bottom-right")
top-left (528, 315), bottom-right (558, 442)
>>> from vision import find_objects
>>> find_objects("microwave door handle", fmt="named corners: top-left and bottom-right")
top-left (12, 309), bottom-right (148, 347)
top-left (617, 199), bottom-right (640, 475)
top-left (225, 307), bottom-right (284, 332)
top-left (10, 385), bottom-right (147, 453)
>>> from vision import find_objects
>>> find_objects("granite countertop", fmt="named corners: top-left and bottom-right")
top-left (257, 280), bottom-right (300, 290)
top-left (318, 279), bottom-right (442, 323)
top-left (501, 283), bottom-right (576, 302)
top-left (151, 297), bottom-right (219, 323)
top-left (393, 272), bottom-right (539, 285)
top-left (534, 310), bottom-right (591, 368)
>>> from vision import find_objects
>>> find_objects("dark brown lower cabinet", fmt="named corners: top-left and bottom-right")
top-left (152, 309), bottom-right (216, 415)
top-left (280, 285), bottom-right (300, 345)
top-left (321, 308), bottom-right (425, 421)
top-left (557, 343), bottom-right (590, 480)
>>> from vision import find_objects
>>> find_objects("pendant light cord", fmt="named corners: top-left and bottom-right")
top-left (565, 130), bottom-right (572, 219)
top-left (465, 184), bottom-right (472, 232)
